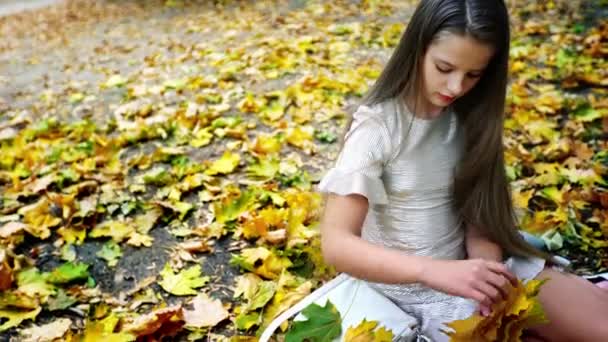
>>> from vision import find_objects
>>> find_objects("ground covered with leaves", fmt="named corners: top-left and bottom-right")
top-left (0, 0), bottom-right (607, 341)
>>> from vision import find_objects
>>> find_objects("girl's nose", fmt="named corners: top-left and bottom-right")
top-left (446, 74), bottom-right (464, 96)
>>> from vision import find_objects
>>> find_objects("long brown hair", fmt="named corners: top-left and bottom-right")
top-left (346, 0), bottom-right (549, 260)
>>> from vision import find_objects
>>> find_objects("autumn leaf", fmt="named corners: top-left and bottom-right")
top-left (103, 74), bottom-right (127, 88)
top-left (15, 267), bottom-right (56, 300)
top-left (47, 289), bottom-right (78, 311)
top-left (0, 221), bottom-right (27, 239)
top-left (0, 248), bottom-right (13, 291)
top-left (122, 305), bottom-right (183, 337)
top-left (17, 198), bottom-right (62, 239)
top-left (1, 0), bottom-right (607, 339)
top-left (284, 300), bottom-right (342, 342)
top-left (251, 133), bottom-right (283, 155)
top-left (158, 263), bottom-right (209, 296)
top-left (443, 279), bottom-right (548, 342)
top-left (81, 314), bottom-right (135, 342)
top-left (344, 319), bottom-right (377, 341)
top-left (213, 189), bottom-right (258, 224)
top-left (183, 293), bottom-right (230, 328)
top-left (155, 200), bottom-right (194, 221)
top-left (190, 127), bottom-right (214, 148)
top-left (47, 262), bottom-right (90, 284)
top-left (142, 167), bottom-right (174, 186)
top-left (89, 220), bottom-right (135, 242)
top-left (247, 280), bottom-right (277, 311)
top-left (205, 151), bottom-right (241, 175)
top-left (20, 318), bottom-right (72, 342)
top-left (246, 156), bottom-right (280, 180)
top-left (126, 232), bottom-right (154, 247)
top-left (0, 307), bottom-right (42, 332)
top-left (286, 126), bottom-right (315, 153)
top-left (97, 241), bottom-right (123, 267)
top-left (344, 319), bottom-right (393, 342)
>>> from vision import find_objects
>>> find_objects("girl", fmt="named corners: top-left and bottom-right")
top-left (274, 0), bottom-right (608, 341)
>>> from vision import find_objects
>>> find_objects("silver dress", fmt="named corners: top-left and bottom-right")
top-left (317, 98), bottom-right (545, 340)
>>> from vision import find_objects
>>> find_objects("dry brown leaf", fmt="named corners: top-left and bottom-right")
top-left (183, 293), bottom-right (230, 328)
top-left (122, 305), bottom-right (183, 336)
top-left (0, 249), bottom-right (13, 291)
top-left (20, 318), bottom-right (72, 342)
top-left (0, 221), bottom-right (27, 239)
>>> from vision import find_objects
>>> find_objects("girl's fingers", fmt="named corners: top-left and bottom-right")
top-left (486, 261), bottom-right (517, 285)
top-left (475, 281), bottom-right (501, 303)
top-left (479, 303), bottom-right (492, 317)
top-left (486, 272), bottom-right (511, 299)
top-left (471, 289), bottom-right (492, 309)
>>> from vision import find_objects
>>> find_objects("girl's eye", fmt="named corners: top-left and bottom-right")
top-left (435, 65), bottom-right (451, 73)
top-left (467, 73), bottom-right (482, 79)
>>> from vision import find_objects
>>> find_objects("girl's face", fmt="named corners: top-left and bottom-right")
top-left (420, 33), bottom-right (495, 115)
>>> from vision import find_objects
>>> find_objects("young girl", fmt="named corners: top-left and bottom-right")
top-left (288, 0), bottom-right (608, 341)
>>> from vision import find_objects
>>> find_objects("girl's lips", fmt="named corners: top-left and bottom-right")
top-left (438, 93), bottom-right (454, 102)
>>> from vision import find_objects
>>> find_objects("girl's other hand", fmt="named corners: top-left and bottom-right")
top-left (419, 258), bottom-right (517, 313)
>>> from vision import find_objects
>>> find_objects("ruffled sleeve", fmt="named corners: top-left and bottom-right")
top-left (317, 105), bottom-right (392, 205)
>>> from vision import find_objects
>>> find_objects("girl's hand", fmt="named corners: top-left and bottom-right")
top-left (419, 258), bottom-right (517, 314)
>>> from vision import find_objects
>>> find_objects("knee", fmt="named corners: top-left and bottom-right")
top-left (597, 322), bottom-right (608, 340)
top-left (581, 317), bottom-right (608, 341)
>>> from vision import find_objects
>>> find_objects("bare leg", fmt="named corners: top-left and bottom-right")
top-left (596, 280), bottom-right (608, 290)
top-left (526, 268), bottom-right (608, 341)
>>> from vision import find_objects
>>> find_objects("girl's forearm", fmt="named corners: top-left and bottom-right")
top-left (322, 231), bottom-right (431, 284)
top-left (466, 235), bottom-right (503, 262)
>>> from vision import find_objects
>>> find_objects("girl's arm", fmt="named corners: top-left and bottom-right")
top-left (465, 223), bottom-right (503, 262)
top-left (321, 194), bottom-right (517, 311)
top-left (320, 193), bottom-right (430, 284)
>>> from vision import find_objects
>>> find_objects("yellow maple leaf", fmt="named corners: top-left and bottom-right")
top-left (286, 126), bottom-right (315, 152)
top-left (18, 198), bottom-right (62, 240)
top-left (344, 319), bottom-right (395, 342)
top-left (512, 188), bottom-right (535, 209)
top-left (89, 221), bottom-right (135, 242)
top-left (205, 151), bottom-right (241, 175)
top-left (57, 226), bottom-right (87, 245)
top-left (255, 253), bottom-right (293, 280)
top-left (233, 273), bottom-right (263, 301)
top-left (252, 133), bottom-right (283, 155)
top-left (443, 280), bottom-right (548, 342)
top-left (374, 327), bottom-right (394, 342)
top-left (0, 307), bottom-right (41, 332)
top-left (345, 319), bottom-right (378, 341)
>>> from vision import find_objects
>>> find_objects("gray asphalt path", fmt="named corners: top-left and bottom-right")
top-left (0, 0), bottom-right (62, 17)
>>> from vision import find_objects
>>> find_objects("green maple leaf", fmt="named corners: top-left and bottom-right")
top-left (248, 280), bottom-right (276, 311)
top-left (314, 130), bottom-right (337, 144)
top-left (158, 263), bottom-right (209, 296)
top-left (213, 189), bottom-right (257, 224)
top-left (15, 268), bottom-right (56, 299)
top-left (142, 167), bottom-right (174, 186)
top-left (0, 307), bottom-right (41, 332)
top-left (285, 300), bottom-right (342, 342)
top-left (47, 262), bottom-right (90, 284)
top-left (47, 289), bottom-right (78, 311)
top-left (235, 311), bottom-right (260, 330)
top-left (96, 241), bottom-right (123, 267)
top-left (246, 157), bottom-right (279, 180)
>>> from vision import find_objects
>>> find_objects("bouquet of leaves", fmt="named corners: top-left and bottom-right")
top-left (442, 279), bottom-right (548, 342)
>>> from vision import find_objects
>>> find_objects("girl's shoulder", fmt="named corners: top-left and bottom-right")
top-left (350, 98), bottom-right (404, 163)
top-left (352, 98), bottom-right (402, 135)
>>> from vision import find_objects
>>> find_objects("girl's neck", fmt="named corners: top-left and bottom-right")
top-left (402, 92), bottom-right (445, 120)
